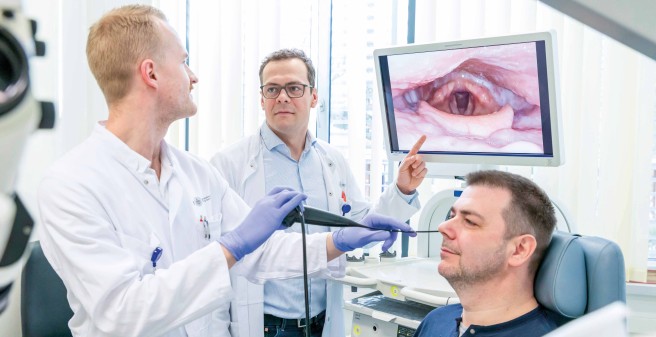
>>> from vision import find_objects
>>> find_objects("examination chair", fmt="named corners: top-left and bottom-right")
top-left (535, 230), bottom-right (626, 326)
top-left (21, 241), bottom-right (73, 337)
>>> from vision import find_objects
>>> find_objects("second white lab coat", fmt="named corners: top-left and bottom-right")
top-left (210, 131), bottom-right (420, 337)
top-left (37, 124), bottom-right (341, 337)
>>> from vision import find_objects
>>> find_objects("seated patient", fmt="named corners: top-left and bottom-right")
top-left (414, 170), bottom-right (558, 337)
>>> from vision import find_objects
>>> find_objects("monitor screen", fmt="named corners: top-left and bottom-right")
top-left (374, 31), bottom-right (564, 168)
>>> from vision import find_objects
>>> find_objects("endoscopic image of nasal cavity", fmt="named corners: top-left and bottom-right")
top-left (389, 42), bottom-right (543, 153)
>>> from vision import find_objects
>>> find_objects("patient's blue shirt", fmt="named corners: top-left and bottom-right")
top-left (413, 303), bottom-right (558, 337)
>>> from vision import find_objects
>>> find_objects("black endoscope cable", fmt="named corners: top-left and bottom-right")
top-left (298, 210), bottom-right (312, 337)
top-left (322, 221), bottom-right (441, 233)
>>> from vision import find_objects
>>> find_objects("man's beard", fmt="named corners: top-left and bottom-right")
top-left (439, 241), bottom-right (507, 291)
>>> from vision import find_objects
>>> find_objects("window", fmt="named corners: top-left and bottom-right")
top-left (410, 0), bottom-right (656, 282)
top-left (651, 114), bottom-right (656, 268)
top-left (162, 0), bottom-right (656, 281)
top-left (161, 0), bottom-right (321, 158)
top-left (328, 0), bottom-right (408, 201)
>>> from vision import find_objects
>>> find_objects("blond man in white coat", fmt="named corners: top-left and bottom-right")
top-left (37, 8), bottom-right (415, 337)
top-left (211, 49), bottom-right (427, 337)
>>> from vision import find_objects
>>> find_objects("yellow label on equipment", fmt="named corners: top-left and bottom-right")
top-left (353, 325), bottom-right (361, 336)
top-left (390, 285), bottom-right (400, 297)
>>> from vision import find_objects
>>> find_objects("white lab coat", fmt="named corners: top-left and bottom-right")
top-left (210, 131), bottom-right (420, 337)
top-left (37, 124), bottom-right (341, 337)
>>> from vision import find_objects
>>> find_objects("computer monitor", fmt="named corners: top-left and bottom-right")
top-left (374, 31), bottom-right (564, 174)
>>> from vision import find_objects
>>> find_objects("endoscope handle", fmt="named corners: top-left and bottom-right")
top-left (282, 205), bottom-right (362, 228)
top-left (282, 205), bottom-right (303, 227)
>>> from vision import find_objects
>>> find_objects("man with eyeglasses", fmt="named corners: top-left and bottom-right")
top-left (211, 49), bottom-right (427, 337)
top-left (37, 6), bottom-right (416, 337)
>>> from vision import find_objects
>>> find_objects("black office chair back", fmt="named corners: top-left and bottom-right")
top-left (21, 241), bottom-right (73, 337)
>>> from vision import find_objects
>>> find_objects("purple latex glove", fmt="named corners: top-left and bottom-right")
top-left (332, 213), bottom-right (417, 252)
top-left (219, 187), bottom-right (307, 261)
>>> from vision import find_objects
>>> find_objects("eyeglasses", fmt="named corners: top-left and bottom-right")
top-left (260, 83), bottom-right (313, 99)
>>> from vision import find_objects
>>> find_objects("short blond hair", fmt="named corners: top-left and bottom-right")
top-left (86, 5), bottom-right (167, 104)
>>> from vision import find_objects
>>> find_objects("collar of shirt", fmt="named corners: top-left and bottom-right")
top-left (260, 122), bottom-right (316, 160)
top-left (95, 122), bottom-right (174, 178)
top-left (158, 141), bottom-right (175, 185)
top-left (456, 305), bottom-right (549, 336)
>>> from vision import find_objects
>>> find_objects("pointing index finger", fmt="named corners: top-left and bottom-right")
top-left (407, 135), bottom-right (427, 157)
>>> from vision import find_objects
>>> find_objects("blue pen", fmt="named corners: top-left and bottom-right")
top-left (151, 247), bottom-right (163, 271)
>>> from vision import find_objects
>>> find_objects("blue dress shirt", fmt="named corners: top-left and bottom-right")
top-left (260, 123), bottom-right (329, 319)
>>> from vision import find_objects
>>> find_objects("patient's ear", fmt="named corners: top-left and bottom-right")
top-left (508, 234), bottom-right (537, 267)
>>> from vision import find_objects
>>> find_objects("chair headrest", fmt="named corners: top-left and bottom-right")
top-left (535, 231), bottom-right (626, 319)
top-left (535, 231), bottom-right (587, 318)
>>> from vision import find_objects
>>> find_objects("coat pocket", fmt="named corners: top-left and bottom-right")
top-left (116, 232), bottom-right (162, 275)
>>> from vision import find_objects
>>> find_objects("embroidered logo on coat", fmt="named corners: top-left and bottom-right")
top-left (193, 195), bottom-right (211, 206)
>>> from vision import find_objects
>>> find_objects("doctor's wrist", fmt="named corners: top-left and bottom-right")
top-left (395, 183), bottom-right (417, 198)
top-left (218, 232), bottom-right (247, 262)
top-left (326, 234), bottom-right (344, 261)
top-left (220, 244), bottom-right (237, 268)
